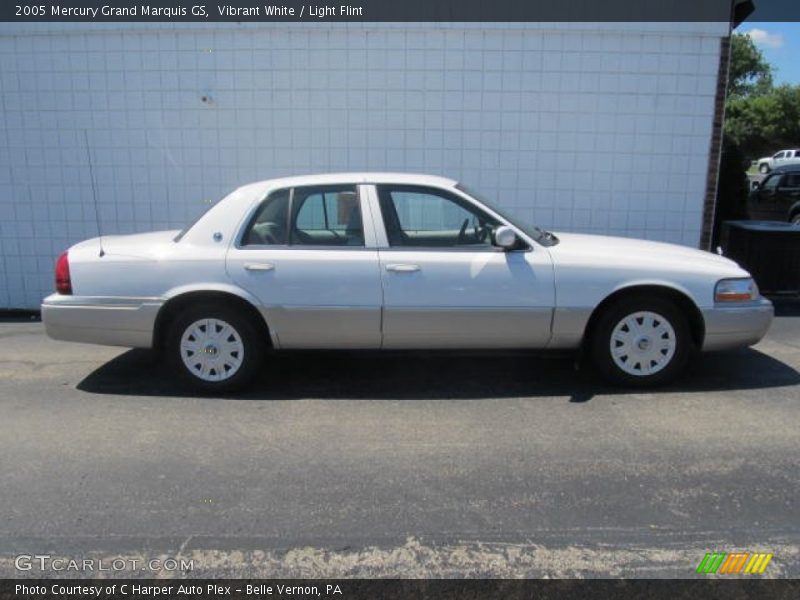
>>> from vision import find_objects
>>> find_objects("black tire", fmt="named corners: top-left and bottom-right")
top-left (165, 303), bottom-right (264, 393)
top-left (791, 213), bottom-right (800, 225)
top-left (590, 295), bottom-right (692, 387)
top-left (759, 163), bottom-right (770, 174)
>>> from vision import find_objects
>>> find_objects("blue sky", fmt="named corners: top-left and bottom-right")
top-left (736, 22), bottom-right (800, 85)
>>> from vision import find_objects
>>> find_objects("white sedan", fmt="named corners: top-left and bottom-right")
top-left (42, 173), bottom-right (773, 392)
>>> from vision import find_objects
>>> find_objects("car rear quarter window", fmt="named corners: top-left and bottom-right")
top-left (241, 189), bottom-right (290, 245)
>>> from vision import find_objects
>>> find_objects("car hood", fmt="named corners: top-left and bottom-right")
top-left (549, 232), bottom-right (747, 276)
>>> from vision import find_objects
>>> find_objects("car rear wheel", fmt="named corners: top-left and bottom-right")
top-left (759, 163), bottom-right (770, 174)
top-left (166, 304), bottom-right (263, 393)
top-left (590, 296), bottom-right (691, 387)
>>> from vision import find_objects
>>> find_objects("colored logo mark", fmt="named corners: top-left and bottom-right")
top-left (696, 552), bottom-right (773, 574)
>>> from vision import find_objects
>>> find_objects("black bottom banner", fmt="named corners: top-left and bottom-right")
top-left (1, 580), bottom-right (798, 600)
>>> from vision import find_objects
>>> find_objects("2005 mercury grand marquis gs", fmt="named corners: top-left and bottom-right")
top-left (42, 173), bottom-right (773, 392)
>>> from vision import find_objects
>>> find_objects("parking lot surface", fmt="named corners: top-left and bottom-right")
top-left (0, 305), bottom-right (798, 577)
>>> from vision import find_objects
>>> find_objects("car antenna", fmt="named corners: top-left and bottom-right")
top-left (84, 129), bottom-right (105, 257)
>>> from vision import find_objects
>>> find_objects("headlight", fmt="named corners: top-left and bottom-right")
top-left (715, 278), bottom-right (758, 303)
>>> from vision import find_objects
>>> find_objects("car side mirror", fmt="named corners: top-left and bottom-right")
top-left (493, 225), bottom-right (517, 250)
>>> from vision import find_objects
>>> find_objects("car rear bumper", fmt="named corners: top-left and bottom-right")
top-left (701, 297), bottom-right (774, 351)
top-left (41, 294), bottom-right (162, 348)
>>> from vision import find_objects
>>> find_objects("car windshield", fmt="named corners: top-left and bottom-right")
top-left (455, 183), bottom-right (559, 247)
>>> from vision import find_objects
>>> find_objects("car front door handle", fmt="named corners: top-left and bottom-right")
top-left (386, 263), bottom-right (420, 273)
top-left (244, 262), bottom-right (275, 272)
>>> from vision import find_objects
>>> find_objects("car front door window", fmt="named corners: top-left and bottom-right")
top-left (377, 185), bottom-right (499, 249)
top-left (761, 174), bottom-right (781, 193)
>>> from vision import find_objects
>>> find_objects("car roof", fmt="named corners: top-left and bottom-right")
top-left (772, 164), bottom-right (800, 173)
top-left (237, 172), bottom-right (458, 195)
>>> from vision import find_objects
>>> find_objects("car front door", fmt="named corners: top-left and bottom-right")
top-left (226, 184), bottom-right (383, 348)
top-left (368, 184), bottom-right (555, 349)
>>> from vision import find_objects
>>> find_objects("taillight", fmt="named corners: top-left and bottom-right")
top-left (55, 251), bottom-right (72, 295)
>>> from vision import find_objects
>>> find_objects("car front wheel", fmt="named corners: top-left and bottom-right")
top-left (166, 304), bottom-right (263, 393)
top-left (590, 296), bottom-right (691, 387)
top-left (759, 163), bottom-right (770, 174)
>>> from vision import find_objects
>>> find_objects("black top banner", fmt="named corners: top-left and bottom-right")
top-left (1, 0), bottom-right (799, 23)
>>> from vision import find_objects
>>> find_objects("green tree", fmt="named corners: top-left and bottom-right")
top-left (724, 32), bottom-right (800, 160)
top-left (726, 84), bottom-right (800, 159)
top-left (728, 32), bottom-right (773, 98)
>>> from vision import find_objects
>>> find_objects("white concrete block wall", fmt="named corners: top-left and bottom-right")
top-left (0, 22), bottom-right (727, 309)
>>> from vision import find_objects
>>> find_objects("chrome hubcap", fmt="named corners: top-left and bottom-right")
top-left (610, 311), bottom-right (676, 377)
top-left (180, 318), bottom-right (244, 382)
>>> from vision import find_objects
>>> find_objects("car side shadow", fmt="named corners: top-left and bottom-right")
top-left (76, 347), bottom-right (800, 402)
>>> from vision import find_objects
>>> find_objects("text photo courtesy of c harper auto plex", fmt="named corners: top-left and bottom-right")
top-left (0, 0), bottom-right (799, 599)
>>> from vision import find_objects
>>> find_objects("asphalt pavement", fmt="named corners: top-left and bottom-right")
top-left (0, 304), bottom-right (798, 578)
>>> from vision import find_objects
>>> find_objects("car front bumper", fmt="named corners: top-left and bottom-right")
top-left (41, 294), bottom-right (163, 348)
top-left (701, 297), bottom-right (774, 352)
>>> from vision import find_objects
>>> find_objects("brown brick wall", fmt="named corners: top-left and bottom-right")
top-left (699, 35), bottom-right (732, 250)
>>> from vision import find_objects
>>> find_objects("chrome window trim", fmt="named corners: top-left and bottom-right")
top-left (233, 244), bottom-right (376, 252)
top-left (377, 246), bottom-right (528, 254)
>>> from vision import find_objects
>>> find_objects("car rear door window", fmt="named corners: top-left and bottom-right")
top-left (290, 185), bottom-right (364, 246)
top-left (242, 185), bottom-right (363, 247)
top-left (784, 173), bottom-right (800, 187)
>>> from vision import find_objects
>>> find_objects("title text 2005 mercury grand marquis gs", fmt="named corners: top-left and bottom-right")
top-left (42, 173), bottom-right (773, 392)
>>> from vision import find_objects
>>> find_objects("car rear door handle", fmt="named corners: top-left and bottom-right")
top-left (244, 262), bottom-right (275, 272)
top-left (386, 263), bottom-right (420, 273)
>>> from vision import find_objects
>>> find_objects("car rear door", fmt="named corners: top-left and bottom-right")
top-left (366, 183), bottom-right (555, 349)
top-left (750, 172), bottom-right (786, 220)
top-left (226, 183), bottom-right (383, 348)
top-left (776, 172), bottom-right (800, 219)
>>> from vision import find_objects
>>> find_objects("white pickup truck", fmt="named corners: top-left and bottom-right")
top-left (757, 149), bottom-right (800, 173)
